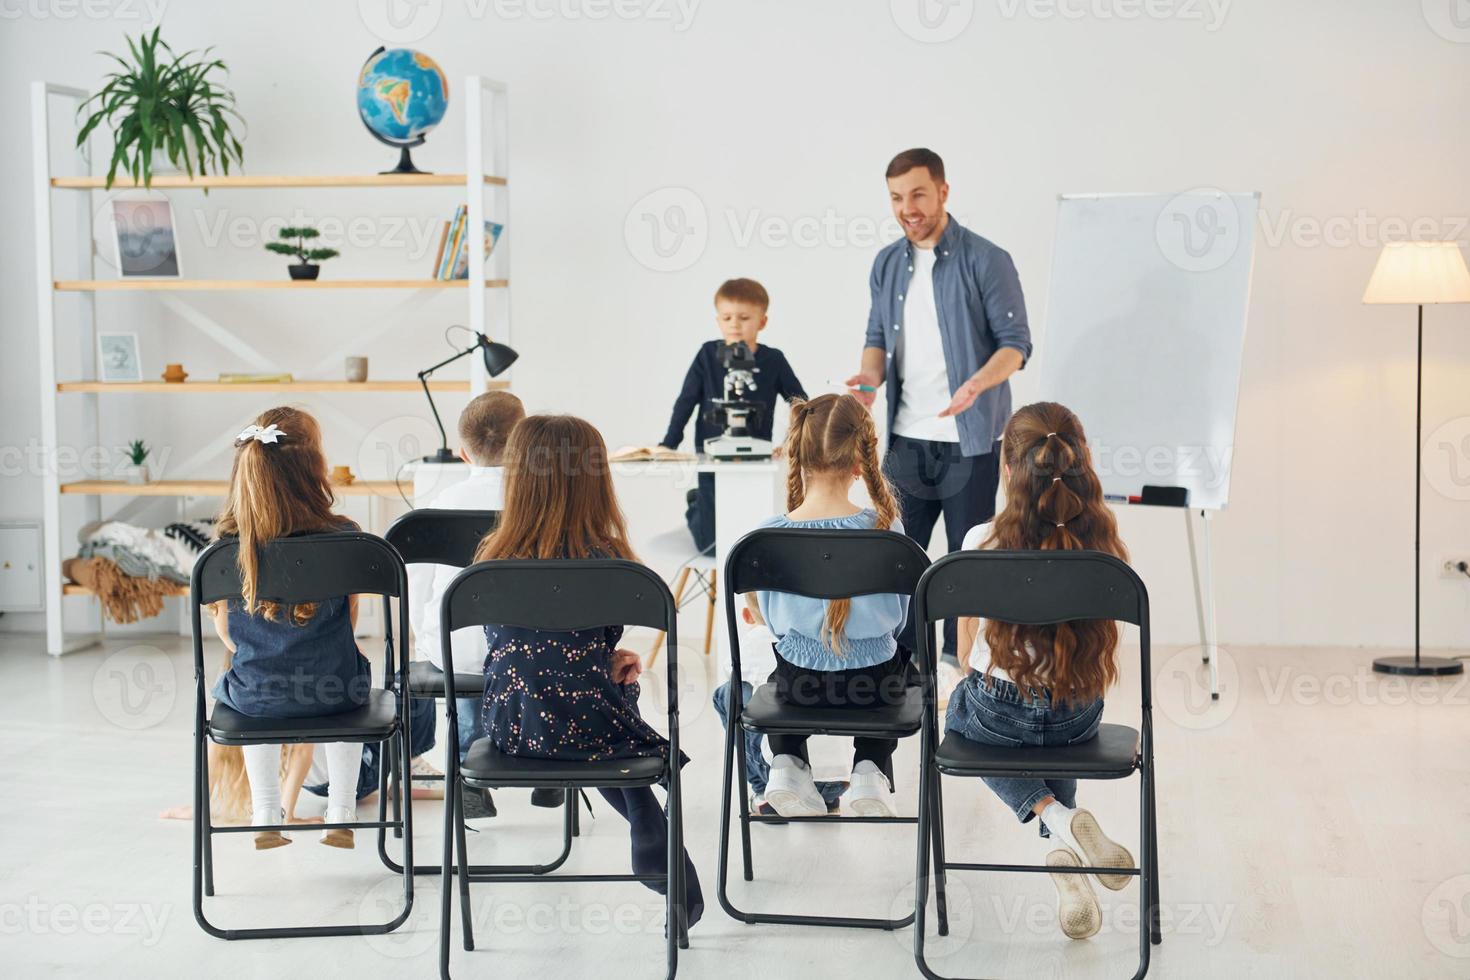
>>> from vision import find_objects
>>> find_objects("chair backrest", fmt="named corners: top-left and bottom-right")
top-left (723, 527), bottom-right (931, 599)
top-left (437, 558), bottom-right (681, 749)
top-left (721, 527), bottom-right (932, 684)
top-left (384, 508), bottom-right (499, 568)
top-left (914, 549), bottom-right (1151, 703)
top-left (191, 531), bottom-right (406, 605)
top-left (442, 558), bottom-right (675, 636)
top-left (188, 531), bottom-right (410, 707)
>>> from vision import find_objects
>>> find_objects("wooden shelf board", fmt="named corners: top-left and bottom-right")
top-left (56, 379), bottom-right (509, 394)
top-left (51, 173), bottom-right (506, 189)
top-left (61, 480), bottom-right (402, 498)
top-left (55, 279), bottom-right (508, 292)
top-left (63, 582), bottom-right (188, 598)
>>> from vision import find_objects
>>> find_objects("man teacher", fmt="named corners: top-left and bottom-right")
top-left (846, 147), bottom-right (1032, 657)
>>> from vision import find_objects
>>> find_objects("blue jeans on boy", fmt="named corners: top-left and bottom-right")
top-left (944, 672), bottom-right (1103, 837)
top-left (713, 680), bottom-right (845, 806)
top-left (307, 694), bottom-right (439, 800)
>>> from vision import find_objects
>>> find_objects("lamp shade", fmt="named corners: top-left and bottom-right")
top-left (1362, 241), bottom-right (1470, 305)
top-left (480, 339), bottom-right (518, 377)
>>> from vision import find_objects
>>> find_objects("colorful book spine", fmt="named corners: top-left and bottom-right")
top-left (450, 221), bottom-right (505, 279)
top-left (438, 205), bottom-right (466, 280)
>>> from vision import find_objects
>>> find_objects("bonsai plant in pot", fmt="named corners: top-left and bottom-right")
top-left (75, 28), bottom-right (245, 189)
top-left (122, 440), bottom-right (150, 484)
top-left (266, 227), bottom-right (339, 280)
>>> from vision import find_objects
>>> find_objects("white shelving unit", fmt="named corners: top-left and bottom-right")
top-left (30, 75), bottom-right (512, 655)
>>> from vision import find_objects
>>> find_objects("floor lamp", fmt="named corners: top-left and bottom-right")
top-left (1363, 241), bottom-right (1470, 676)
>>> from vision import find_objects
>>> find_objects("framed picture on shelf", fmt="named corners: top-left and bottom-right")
top-left (109, 198), bottom-right (181, 278)
top-left (97, 333), bottom-right (142, 382)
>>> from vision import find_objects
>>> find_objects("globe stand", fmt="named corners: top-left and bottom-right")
top-left (381, 145), bottom-right (428, 176)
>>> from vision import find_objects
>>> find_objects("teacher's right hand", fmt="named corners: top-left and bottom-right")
top-left (843, 371), bottom-right (881, 408)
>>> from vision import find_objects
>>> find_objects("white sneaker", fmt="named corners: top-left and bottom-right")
top-left (763, 755), bottom-right (826, 817)
top-left (251, 807), bottom-right (290, 850)
top-left (321, 805), bottom-right (356, 849)
top-left (1047, 847), bottom-right (1103, 939)
top-left (843, 760), bottom-right (895, 817)
top-left (1048, 807), bottom-right (1134, 891)
top-left (408, 755), bottom-right (445, 800)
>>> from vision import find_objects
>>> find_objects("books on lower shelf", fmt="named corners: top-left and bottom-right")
top-left (609, 445), bottom-right (695, 463)
top-left (432, 205), bottom-right (504, 280)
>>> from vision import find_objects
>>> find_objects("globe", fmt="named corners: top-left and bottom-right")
top-left (356, 47), bottom-right (450, 174)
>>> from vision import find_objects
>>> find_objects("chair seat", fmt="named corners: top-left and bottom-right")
top-left (407, 658), bottom-right (486, 698)
top-left (208, 689), bottom-right (400, 745)
top-left (935, 723), bottom-right (1140, 779)
top-left (740, 682), bottom-right (924, 737)
top-left (460, 739), bottom-right (668, 789)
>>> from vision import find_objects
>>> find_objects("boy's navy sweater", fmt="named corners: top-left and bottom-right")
top-left (659, 340), bottom-right (806, 452)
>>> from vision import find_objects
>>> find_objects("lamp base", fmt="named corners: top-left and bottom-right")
top-left (420, 448), bottom-right (463, 464)
top-left (1371, 655), bottom-right (1464, 676)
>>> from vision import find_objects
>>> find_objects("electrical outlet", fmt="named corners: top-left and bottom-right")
top-left (1441, 557), bottom-right (1470, 579)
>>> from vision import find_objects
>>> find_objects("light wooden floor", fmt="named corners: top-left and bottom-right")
top-left (1, 628), bottom-right (1465, 979)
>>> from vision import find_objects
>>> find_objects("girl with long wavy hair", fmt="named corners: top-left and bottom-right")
top-left (948, 401), bottom-right (1136, 939)
top-left (749, 394), bottom-right (910, 819)
top-left (471, 414), bottom-right (703, 927)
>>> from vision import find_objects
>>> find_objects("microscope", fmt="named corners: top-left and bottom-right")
top-left (702, 341), bottom-right (773, 460)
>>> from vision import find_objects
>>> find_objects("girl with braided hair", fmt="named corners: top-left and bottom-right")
top-left (949, 401), bottom-right (1135, 940)
top-left (750, 393), bottom-right (911, 818)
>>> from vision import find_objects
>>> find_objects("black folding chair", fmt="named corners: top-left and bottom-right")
top-left (190, 531), bottom-right (413, 940)
top-left (437, 558), bottom-right (688, 980)
top-left (911, 550), bottom-right (1161, 979)
top-left (717, 527), bottom-right (934, 931)
top-left (381, 509), bottom-right (583, 876)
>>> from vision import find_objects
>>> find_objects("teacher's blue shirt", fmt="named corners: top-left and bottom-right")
top-left (864, 214), bottom-right (1032, 457)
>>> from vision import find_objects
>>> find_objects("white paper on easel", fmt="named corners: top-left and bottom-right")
top-left (1038, 191), bottom-right (1259, 510)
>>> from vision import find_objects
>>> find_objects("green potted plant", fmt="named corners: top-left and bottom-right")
top-left (266, 227), bottom-right (339, 280)
top-left (123, 439), bottom-right (151, 484)
top-left (75, 27), bottom-right (245, 189)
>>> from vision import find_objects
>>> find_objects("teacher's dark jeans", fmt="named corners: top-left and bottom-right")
top-left (885, 435), bottom-right (1001, 655)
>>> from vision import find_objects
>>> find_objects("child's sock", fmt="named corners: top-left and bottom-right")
top-left (1040, 800), bottom-right (1080, 851)
top-left (323, 741), bottom-right (362, 812)
top-left (241, 743), bottom-right (282, 814)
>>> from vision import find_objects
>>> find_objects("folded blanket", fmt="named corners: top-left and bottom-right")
top-left (63, 556), bottom-right (179, 624)
top-left (77, 520), bottom-right (201, 583)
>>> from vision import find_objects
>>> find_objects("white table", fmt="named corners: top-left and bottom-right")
top-left (408, 456), bottom-right (783, 657)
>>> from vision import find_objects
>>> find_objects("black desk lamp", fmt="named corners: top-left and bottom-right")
top-left (418, 330), bottom-right (519, 463)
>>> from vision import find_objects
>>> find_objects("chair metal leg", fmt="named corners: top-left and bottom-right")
top-left (571, 788), bottom-right (581, 837)
top-left (913, 747), bottom-right (935, 977)
top-left (376, 738), bottom-right (392, 868)
top-left (454, 780), bottom-right (474, 950)
top-left (440, 778), bottom-right (456, 979)
top-left (716, 695), bottom-right (743, 920)
top-left (1146, 760), bottom-right (1162, 946)
top-left (733, 724), bottom-right (755, 882)
top-left (389, 737), bottom-right (404, 839)
top-left (930, 771), bottom-right (949, 937)
top-left (199, 739), bottom-right (216, 898)
top-left (665, 780), bottom-right (681, 979)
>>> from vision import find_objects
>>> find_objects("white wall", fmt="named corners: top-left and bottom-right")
top-left (2, 0), bottom-right (1468, 650)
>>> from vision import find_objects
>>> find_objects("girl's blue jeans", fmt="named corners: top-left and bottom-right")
top-left (944, 672), bottom-right (1103, 837)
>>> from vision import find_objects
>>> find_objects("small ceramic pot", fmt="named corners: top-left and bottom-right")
top-left (345, 357), bottom-right (369, 383)
top-left (289, 263), bottom-right (321, 281)
top-left (329, 465), bottom-right (355, 486)
top-left (161, 363), bottom-right (188, 383)
top-left (123, 464), bottom-right (149, 485)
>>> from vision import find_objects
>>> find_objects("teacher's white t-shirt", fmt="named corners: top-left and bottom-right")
top-left (892, 245), bottom-right (960, 443)
top-left (960, 522), bottom-right (1016, 681)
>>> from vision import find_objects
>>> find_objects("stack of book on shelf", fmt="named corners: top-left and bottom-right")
top-left (431, 205), bottom-right (505, 280)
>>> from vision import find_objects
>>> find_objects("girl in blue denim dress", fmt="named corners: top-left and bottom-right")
top-left (947, 401), bottom-right (1136, 940)
top-left (208, 407), bottom-right (369, 850)
top-left (471, 414), bottom-right (703, 928)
